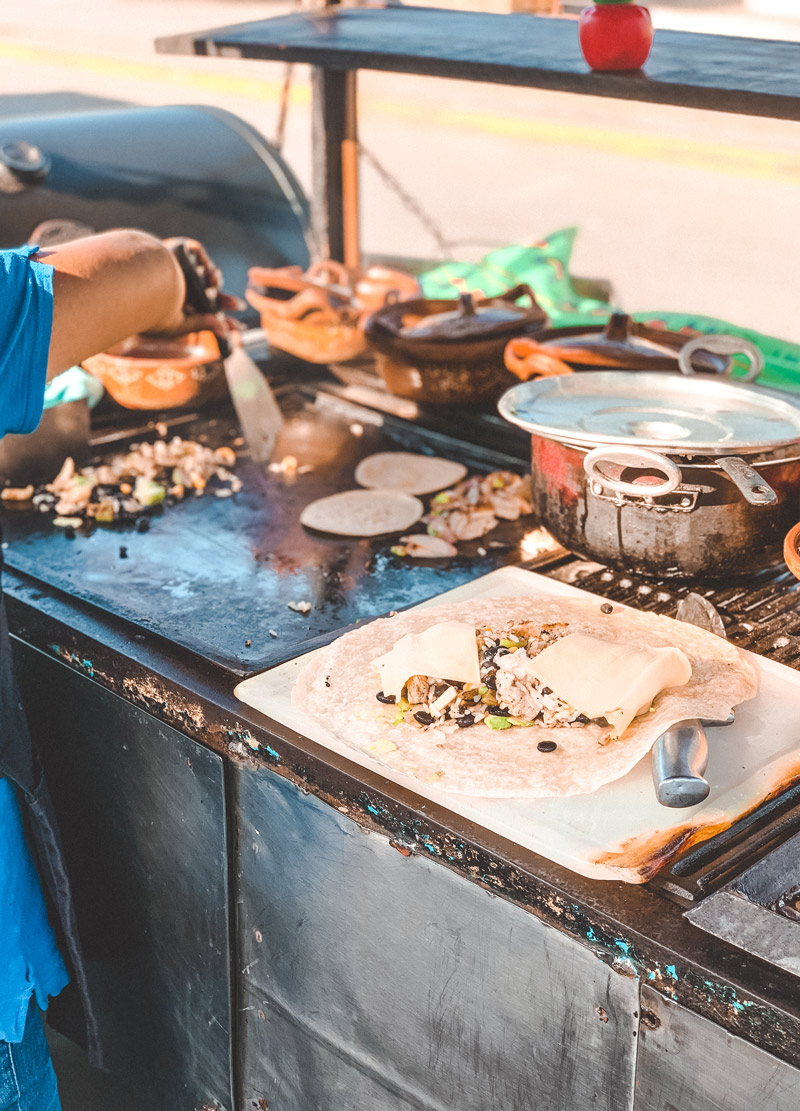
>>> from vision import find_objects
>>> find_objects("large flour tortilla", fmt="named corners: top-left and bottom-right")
top-left (292, 597), bottom-right (758, 799)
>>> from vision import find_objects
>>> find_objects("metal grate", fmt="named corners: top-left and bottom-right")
top-left (573, 564), bottom-right (800, 670)
top-left (563, 562), bottom-right (800, 901)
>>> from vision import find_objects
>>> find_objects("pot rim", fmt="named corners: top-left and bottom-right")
top-left (498, 371), bottom-right (800, 456)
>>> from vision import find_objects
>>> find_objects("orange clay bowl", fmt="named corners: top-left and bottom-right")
top-left (83, 331), bottom-right (227, 410)
top-left (784, 521), bottom-right (800, 580)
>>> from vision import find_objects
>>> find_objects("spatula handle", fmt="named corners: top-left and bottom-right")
top-left (651, 720), bottom-right (710, 809)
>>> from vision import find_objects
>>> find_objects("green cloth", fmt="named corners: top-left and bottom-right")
top-left (419, 227), bottom-right (800, 394)
top-left (43, 365), bottom-right (104, 410)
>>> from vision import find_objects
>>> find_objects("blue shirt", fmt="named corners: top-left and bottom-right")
top-left (0, 245), bottom-right (69, 1043)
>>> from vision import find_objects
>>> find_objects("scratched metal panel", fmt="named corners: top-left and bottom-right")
top-left (233, 766), bottom-right (639, 1111)
top-left (16, 643), bottom-right (233, 1111)
top-left (635, 985), bottom-right (800, 1111)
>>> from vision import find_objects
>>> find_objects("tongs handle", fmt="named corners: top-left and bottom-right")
top-left (651, 720), bottom-right (709, 809)
top-left (171, 239), bottom-right (231, 359)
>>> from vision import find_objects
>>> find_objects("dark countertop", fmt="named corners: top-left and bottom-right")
top-left (6, 552), bottom-right (800, 1070)
top-left (155, 8), bottom-right (800, 122)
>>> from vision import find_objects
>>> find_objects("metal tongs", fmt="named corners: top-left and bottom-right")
top-left (651, 594), bottom-right (734, 808)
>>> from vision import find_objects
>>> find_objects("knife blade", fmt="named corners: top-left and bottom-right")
top-left (651, 593), bottom-right (729, 809)
top-left (222, 343), bottom-right (282, 464)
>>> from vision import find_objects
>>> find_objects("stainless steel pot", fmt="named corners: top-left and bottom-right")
top-left (498, 370), bottom-right (800, 579)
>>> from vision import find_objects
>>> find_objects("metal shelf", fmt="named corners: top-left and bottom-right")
top-left (156, 6), bottom-right (800, 122)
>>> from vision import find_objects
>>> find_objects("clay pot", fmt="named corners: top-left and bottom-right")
top-left (504, 313), bottom-right (729, 381)
top-left (83, 331), bottom-right (226, 410)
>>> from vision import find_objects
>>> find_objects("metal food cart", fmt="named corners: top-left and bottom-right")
top-left (6, 9), bottom-right (800, 1110)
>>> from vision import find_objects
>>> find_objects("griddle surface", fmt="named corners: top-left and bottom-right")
top-left (1, 389), bottom-right (539, 675)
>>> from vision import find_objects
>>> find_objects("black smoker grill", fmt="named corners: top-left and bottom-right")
top-left (0, 104), bottom-right (310, 303)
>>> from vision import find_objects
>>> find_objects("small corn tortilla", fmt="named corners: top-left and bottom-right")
top-left (300, 489), bottom-right (423, 537)
top-left (292, 597), bottom-right (757, 798)
top-left (355, 452), bottom-right (467, 496)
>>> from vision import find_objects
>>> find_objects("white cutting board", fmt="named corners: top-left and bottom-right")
top-left (235, 567), bottom-right (800, 883)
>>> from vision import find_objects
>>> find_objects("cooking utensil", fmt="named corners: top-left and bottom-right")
top-left (222, 343), bottom-right (283, 464)
top-left (651, 594), bottom-right (728, 809)
top-left (175, 242), bottom-right (282, 463)
top-left (504, 314), bottom-right (735, 382)
top-left (364, 285), bottom-right (547, 405)
top-left (498, 370), bottom-right (800, 578)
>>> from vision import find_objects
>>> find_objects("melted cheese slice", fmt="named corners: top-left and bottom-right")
top-left (522, 633), bottom-right (692, 739)
top-left (373, 621), bottom-right (481, 699)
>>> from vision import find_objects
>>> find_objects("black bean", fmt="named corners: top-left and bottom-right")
top-left (575, 713), bottom-right (590, 724)
top-left (64, 526), bottom-right (76, 540)
top-left (432, 683), bottom-right (449, 699)
top-left (414, 711), bottom-right (434, 725)
top-left (600, 603), bottom-right (613, 614)
top-left (119, 546), bottom-right (128, 559)
top-left (455, 714), bottom-right (474, 728)
top-left (541, 687), bottom-right (552, 696)
top-left (376, 690), bottom-right (396, 704)
top-left (483, 674), bottom-right (497, 690)
top-left (136, 517), bottom-right (151, 533)
top-left (490, 706), bottom-right (511, 716)
top-left (537, 740), bottom-right (558, 753)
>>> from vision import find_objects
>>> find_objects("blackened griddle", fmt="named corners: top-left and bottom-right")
top-left (0, 386), bottom-right (550, 676)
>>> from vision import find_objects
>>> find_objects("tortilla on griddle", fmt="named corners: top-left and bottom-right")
top-left (300, 489), bottom-right (423, 536)
top-left (355, 452), bottom-right (467, 496)
top-left (292, 597), bottom-right (757, 798)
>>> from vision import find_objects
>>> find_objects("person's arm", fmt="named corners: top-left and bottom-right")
top-left (35, 229), bottom-right (224, 380)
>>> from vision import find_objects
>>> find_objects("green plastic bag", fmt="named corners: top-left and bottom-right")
top-left (420, 227), bottom-right (800, 395)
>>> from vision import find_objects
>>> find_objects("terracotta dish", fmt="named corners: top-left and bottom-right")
top-left (246, 259), bottom-right (419, 364)
top-left (83, 331), bottom-right (226, 410)
top-left (784, 521), bottom-right (800, 581)
top-left (504, 313), bottom-right (729, 381)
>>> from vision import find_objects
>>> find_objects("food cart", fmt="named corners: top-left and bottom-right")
top-left (4, 8), bottom-right (800, 1110)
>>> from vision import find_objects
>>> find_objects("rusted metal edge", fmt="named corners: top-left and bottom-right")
top-left (6, 568), bottom-right (800, 1068)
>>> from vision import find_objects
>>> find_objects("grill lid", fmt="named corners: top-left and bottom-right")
top-left (498, 371), bottom-right (800, 454)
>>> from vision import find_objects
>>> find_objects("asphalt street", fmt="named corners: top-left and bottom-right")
top-left (1, 0), bottom-right (799, 342)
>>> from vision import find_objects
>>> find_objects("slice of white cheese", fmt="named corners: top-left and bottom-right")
top-left (522, 632), bottom-right (692, 739)
top-left (373, 621), bottom-right (481, 699)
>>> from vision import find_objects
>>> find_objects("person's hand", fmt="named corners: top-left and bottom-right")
top-left (154, 236), bottom-right (245, 340)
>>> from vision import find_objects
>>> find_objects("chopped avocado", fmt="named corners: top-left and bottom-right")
top-left (432, 491), bottom-right (452, 505)
top-left (478, 685), bottom-right (488, 695)
top-left (390, 710), bottom-right (406, 725)
top-left (499, 638), bottom-right (520, 650)
top-left (133, 477), bottom-right (166, 507)
top-left (396, 698), bottom-right (410, 713)
top-left (390, 545), bottom-right (407, 557)
top-left (509, 718), bottom-right (537, 727)
top-left (485, 715), bottom-right (513, 731)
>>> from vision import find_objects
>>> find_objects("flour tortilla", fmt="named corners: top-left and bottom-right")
top-left (300, 489), bottom-right (423, 536)
top-left (292, 597), bottom-right (757, 798)
top-left (355, 452), bottom-right (467, 495)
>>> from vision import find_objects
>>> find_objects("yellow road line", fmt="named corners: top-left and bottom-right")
top-left (1, 38), bottom-right (799, 185)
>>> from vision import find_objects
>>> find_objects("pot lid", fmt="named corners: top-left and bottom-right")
top-left (400, 290), bottom-right (541, 341)
top-left (540, 313), bottom-right (678, 366)
top-left (498, 371), bottom-right (800, 453)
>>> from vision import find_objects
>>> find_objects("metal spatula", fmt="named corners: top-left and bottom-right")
top-left (221, 342), bottom-right (282, 463)
top-left (172, 240), bottom-right (282, 463)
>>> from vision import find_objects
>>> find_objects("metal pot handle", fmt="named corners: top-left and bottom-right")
top-left (584, 446), bottom-right (683, 498)
top-left (678, 334), bottom-right (764, 382)
top-left (718, 456), bottom-right (777, 505)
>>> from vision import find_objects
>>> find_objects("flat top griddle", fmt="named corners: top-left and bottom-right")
top-left (0, 386), bottom-right (545, 676)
